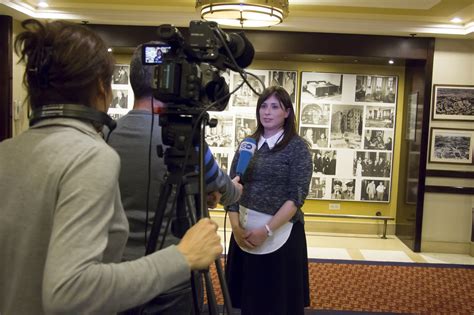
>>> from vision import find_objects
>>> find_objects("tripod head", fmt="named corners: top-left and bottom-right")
top-left (158, 107), bottom-right (216, 174)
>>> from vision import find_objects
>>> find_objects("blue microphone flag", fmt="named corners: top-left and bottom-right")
top-left (236, 137), bottom-right (257, 176)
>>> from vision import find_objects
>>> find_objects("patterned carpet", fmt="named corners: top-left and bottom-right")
top-left (207, 258), bottom-right (474, 314)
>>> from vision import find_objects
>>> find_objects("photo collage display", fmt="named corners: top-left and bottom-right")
top-left (301, 72), bottom-right (397, 203)
top-left (106, 63), bottom-right (397, 203)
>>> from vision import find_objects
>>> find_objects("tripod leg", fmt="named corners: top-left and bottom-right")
top-left (190, 271), bottom-right (201, 315)
top-left (183, 183), bottom-right (229, 315)
top-left (214, 259), bottom-right (232, 315)
top-left (146, 182), bottom-right (173, 255)
top-left (203, 271), bottom-right (219, 315)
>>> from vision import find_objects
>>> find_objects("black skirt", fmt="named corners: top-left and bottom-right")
top-left (225, 221), bottom-right (310, 315)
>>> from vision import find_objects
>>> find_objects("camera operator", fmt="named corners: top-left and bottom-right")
top-left (0, 19), bottom-right (223, 315)
top-left (107, 42), bottom-right (243, 314)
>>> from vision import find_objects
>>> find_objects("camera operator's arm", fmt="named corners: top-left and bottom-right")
top-left (203, 143), bottom-right (242, 205)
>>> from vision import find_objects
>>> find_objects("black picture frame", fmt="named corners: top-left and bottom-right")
top-left (432, 84), bottom-right (474, 121)
top-left (429, 127), bottom-right (474, 165)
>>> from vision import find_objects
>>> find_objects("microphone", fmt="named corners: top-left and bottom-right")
top-left (236, 137), bottom-right (257, 177)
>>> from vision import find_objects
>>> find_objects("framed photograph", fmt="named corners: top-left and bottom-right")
top-left (301, 72), bottom-right (343, 102)
top-left (110, 89), bottom-right (129, 109)
top-left (230, 69), bottom-right (267, 108)
top-left (365, 105), bottom-right (395, 128)
top-left (300, 103), bottom-right (331, 126)
top-left (112, 64), bottom-right (129, 85)
top-left (270, 70), bottom-right (298, 105)
top-left (429, 128), bottom-right (474, 164)
top-left (360, 179), bottom-right (390, 202)
top-left (355, 75), bottom-right (397, 104)
top-left (330, 104), bottom-right (363, 149)
top-left (432, 85), bottom-right (474, 121)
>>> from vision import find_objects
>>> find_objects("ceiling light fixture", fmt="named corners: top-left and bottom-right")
top-left (388, 59), bottom-right (394, 64)
top-left (450, 17), bottom-right (462, 23)
top-left (196, 0), bottom-right (289, 28)
top-left (38, 0), bottom-right (49, 8)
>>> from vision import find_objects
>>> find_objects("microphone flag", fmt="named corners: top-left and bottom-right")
top-left (236, 137), bottom-right (257, 177)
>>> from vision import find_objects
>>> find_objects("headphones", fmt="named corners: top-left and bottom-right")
top-left (29, 104), bottom-right (117, 131)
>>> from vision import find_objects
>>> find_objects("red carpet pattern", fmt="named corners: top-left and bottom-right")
top-left (209, 259), bottom-right (474, 314)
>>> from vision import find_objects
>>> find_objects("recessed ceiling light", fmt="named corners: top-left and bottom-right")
top-left (38, 1), bottom-right (49, 8)
top-left (107, 48), bottom-right (113, 52)
top-left (450, 17), bottom-right (462, 23)
top-left (388, 60), bottom-right (394, 64)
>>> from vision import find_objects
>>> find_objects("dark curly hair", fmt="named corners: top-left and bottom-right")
top-left (14, 19), bottom-right (115, 109)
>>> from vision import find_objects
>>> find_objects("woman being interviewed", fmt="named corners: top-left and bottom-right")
top-left (225, 86), bottom-right (313, 315)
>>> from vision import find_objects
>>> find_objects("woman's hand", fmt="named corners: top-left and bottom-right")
top-left (245, 226), bottom-right (268, 247)
top-left (232, 225), bottom-right (254, 249)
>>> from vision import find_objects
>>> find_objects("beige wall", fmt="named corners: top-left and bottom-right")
top-left (428, 38), bottom-right (474, 172)
top-left (421, 38), bottom-right (474, 254)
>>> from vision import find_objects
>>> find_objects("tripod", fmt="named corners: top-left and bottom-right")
top-left (144, 113), bottom-right (233, 315)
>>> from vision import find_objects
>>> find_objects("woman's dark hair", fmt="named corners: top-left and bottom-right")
top-left (250, 85), bottom-right (303, 151)
top-left (14, 19), bottom-right (115, 109)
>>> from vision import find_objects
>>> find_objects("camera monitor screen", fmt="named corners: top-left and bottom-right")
top-left (143, 44), bottom-right (172, 65)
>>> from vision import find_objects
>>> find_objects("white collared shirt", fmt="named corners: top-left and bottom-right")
top-left (257, 129), bottom-right (284, 150)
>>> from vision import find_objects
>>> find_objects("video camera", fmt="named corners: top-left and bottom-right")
top-left (143, 20), bottom-right (254, 112)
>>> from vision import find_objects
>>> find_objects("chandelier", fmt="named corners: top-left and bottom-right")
top-left (196, 0), bottom-right (289, 28)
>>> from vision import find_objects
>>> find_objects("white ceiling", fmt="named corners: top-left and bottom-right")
top-left (1, 0), bottom-right (473, 38)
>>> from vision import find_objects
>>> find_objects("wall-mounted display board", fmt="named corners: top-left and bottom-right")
top-left (300, 72), bottom-right (398, 203)
top-left (206, 69), bottom-right (298, 171)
